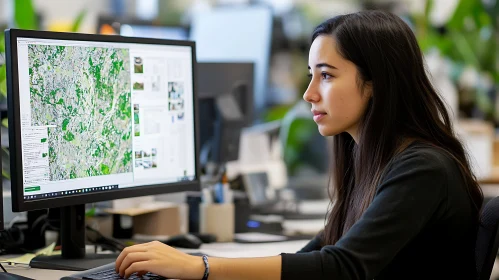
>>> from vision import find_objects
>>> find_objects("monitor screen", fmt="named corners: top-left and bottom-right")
top-left (7, 30), bottom-right (199, 211)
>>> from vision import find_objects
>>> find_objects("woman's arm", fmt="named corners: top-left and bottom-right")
top-left (208, 255), bottom-right (281, 280)
top-left (116, 149), bottom-right (458, 280)
top-left (115, 241), bottom-right (282, 280)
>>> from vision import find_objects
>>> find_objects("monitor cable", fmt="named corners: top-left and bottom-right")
top-left (85, 225), bottom-right (126, 253)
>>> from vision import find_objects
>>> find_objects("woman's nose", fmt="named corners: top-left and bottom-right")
top-left (303, 85), bottom-right (320, 103)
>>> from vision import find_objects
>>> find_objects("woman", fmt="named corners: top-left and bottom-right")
top-left (115, 10), bottom-right (483, 280)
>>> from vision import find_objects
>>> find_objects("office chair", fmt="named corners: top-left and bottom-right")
top-left (476, 196), bottom-right (499, 280)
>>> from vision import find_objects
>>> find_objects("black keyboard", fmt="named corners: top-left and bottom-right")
top-left (62, 252), bottom-right (208, 280)
top-left (82, 268), bottom-right (166, 280)
top-left (62, 263), bottom-right (167, 280)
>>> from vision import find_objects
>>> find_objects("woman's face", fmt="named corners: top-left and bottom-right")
top-left (303, 35), bottom-right (371, 140)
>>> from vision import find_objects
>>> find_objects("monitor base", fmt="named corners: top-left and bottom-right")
top-left (0, 273), bottom-right (34, 280)
top-left (29, 253), bottom-right (119, 271)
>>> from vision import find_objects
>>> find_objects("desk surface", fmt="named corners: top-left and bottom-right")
top-left (2, 266), bottom-right (73, 279)
top-left (2, 240), bottom-right (309, 279)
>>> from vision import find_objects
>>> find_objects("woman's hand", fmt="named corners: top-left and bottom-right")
top-left (115, 241), bottom-right (205, 279)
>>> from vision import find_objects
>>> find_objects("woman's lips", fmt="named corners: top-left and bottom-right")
top-left (312, 110), bottom-right (327, 122)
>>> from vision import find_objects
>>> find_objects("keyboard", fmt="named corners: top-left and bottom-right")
top-left (61, 263), bottom-right (167, 280)
top-left (83, 268), bottom-right (165, 280)
top-left (62, 252), bottom-right (207, 280)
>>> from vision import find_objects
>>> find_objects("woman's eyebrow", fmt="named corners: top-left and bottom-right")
top-left (308, 63), bottom-right (338, 70)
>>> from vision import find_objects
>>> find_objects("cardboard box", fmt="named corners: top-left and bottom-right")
top-left (106, 202), bottom-right (185, 237)
top-left (86, 214), bottom-right (113, 237)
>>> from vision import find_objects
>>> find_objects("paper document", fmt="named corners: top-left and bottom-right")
top-left (0, 242), bottom-right (58, 265)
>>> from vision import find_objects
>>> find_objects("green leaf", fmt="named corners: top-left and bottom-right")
top-left (1, 147), bottom-right (9, 180)
top-left (424, 0), bottom-right (434, 22)
top-left (477, 10), bottom-right (491, 27)
top-left (448, 0), bottom-right (490, 31)
top-left (0, 65), bottom-right (5, 99)
top-left (282, 118), bottom-right (317, 175)
top-left (0, 64), bottom-right (5, 81)
top-left (71, 10), bottom-right (87, 33)
top-left (0, 32), bottom-right (4, 53)
top-left (263, 104), bottom-right (293, 122)
top-left (447, 0), bottom-right (475, 30)
top-left (0, 79), bottom-right (6, 98)
top-left (2, 118), bottom-right (8, 128)
top-left (14, 0), bottom-right (38, 30)
top-left (2, 169), bottom-right (10, 180)
top-left (0, 64), bottom-right (6, 97)
top-left (482, 0), bottom-right (499, 29)
top-left (85, 207), bottom-right (96, 217)
top-left (448, 31), bottom-right (481, 69)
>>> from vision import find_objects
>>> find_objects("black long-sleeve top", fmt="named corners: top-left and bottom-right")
top-left (281, 143), bottom-right (478, 279)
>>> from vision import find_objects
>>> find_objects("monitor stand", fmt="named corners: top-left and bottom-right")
top-left (29, 204), bottom-right (119, 271)
top-left (0, 273), bottom-right (35, 280)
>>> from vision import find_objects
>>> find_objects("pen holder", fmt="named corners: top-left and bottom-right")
top-left (200, 203), bottom-right (235, 242)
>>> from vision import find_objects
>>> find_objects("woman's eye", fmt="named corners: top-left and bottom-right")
top-left (308, 72), bottom-right (333, 80)
top-left (321, 72), bottom-right (332, 80)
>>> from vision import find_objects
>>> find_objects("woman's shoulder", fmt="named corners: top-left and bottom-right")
top-left (384, 141), bottom-right (459, 180)
top-left (374, 142), bottom-right (463, 201)
top-left (399, 141), bottom-right (456, 164)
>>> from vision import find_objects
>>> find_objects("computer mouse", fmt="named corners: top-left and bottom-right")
top-left (163, 233), bottom-right (203, 249)
top-left (191, 232), bottom-right (217, 243)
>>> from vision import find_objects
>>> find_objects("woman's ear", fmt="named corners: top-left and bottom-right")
top-left (363, 81), bottom-right (373, 99)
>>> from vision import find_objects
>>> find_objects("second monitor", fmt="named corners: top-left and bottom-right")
top-left (197, 62), bottom-right (254, 168)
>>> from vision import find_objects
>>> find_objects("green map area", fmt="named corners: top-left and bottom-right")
top-left (29, 45), bottom-right (133, 181)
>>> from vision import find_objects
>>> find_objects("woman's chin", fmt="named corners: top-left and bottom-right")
top-left (317, 125), bottom-right (339, 137)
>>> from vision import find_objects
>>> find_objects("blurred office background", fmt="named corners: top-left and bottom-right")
top-left (0, 0), bottom-right (499, 277)
top-left (1, 0), bottom-right (498, 175)
top-left (3, 0), bottom-right (499, 195)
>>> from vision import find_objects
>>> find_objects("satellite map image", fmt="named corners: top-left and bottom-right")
top-left (28, 44), bottom-right (133, 181)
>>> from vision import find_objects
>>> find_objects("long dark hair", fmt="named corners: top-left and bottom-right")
top-left (313, 10), bottom-right (484, 245)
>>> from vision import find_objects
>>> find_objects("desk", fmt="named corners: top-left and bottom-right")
top-left (1, 266), bottom-right (73, 279)
top-left (2, 240), bottom-right (310, 279)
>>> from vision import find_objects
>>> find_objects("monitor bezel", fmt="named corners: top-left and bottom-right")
top-left (5, 28), bottom-right (201, 212)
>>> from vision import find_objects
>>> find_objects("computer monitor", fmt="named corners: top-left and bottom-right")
top-left (190, 6), bottom-right (272, 119)
top-left (4, 29), bottom-right (200, 270)
top-left (197, 62), bottom-right (253, 169)
top-left (97, 16), bottom-right (189, 40)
